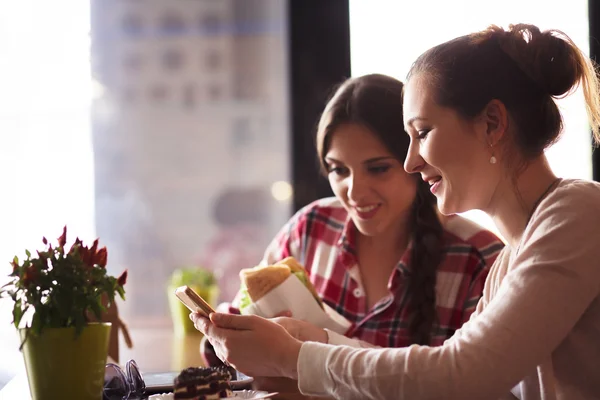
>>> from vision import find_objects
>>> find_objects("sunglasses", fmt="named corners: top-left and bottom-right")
top-left (103, 359), bottom-right (146, 400)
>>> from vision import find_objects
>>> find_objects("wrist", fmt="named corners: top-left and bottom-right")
top-left (279, 338), bottom-right (302, 380)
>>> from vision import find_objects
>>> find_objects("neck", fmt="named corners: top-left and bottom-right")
top-left (486, 155), bottom-right (558, 248)
top-left (356, 213), bottom-right (411, 263)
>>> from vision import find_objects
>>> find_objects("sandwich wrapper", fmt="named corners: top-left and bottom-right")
top-left (240, 275), bottom-right (352, 335)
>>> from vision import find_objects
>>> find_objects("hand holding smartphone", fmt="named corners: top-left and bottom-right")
top-left (174, 285), bottom-right (216, 317)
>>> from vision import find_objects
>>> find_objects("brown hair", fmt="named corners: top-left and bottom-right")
top-left (407, 24), bottom-right (600, 162)
top-left (316, 74), bottom-right (444, 345)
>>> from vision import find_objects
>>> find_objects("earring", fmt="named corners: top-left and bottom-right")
top-left (489, 143), bottom-right (497, 164)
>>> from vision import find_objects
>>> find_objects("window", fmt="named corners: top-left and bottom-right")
top-left (0, 0), bottom-right (96, 386)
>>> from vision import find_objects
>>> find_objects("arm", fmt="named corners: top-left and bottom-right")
top-left (297, 190), bottom-right (600, 399)
top-left (462, 235), bottom-right (504, 324)
top-left (461, 255), bottom-right (490, 324)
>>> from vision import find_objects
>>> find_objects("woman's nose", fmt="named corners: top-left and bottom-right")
top-left (346, 173), bottom-right (367, 202)
top-left (404, 140), bottom-right (425, 174)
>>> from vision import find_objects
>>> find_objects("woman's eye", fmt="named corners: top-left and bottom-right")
top-left (368, 165), bottom-right (391, 174)
top-left (328, 166), bottom-right (348, 176)
top-left (417, 129), bottom-right (431, 140)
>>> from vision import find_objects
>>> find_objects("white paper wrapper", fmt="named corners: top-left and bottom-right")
top-left (240, 275), bottom-right (352, 334)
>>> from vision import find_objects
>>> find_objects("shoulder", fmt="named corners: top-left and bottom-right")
top-left (291, 197), bottom-right (348, 229)
top-left (440, 214), bottom-right (505, 271)
top-left (262, 198), bottom-right (348, 265)
top-left (516, 179), bottom-right (600, 291)
top-left (278, 197), bottom-right (348, 244)
top-left (528, 178), bottom-right (600, 236)
top-left (542, 178), bottom-right (600, 209)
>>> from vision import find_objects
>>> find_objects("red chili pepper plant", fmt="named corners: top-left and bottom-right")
top-left (0, 226), bottom-right (127, 347)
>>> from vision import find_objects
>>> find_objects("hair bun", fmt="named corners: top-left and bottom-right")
top-left (500, 24), bottom-right (582, 97)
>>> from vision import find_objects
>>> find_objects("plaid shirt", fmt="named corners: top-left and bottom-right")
top-left (259, 197), bottom-right (504, 348)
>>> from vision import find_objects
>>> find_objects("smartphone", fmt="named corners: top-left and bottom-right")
top-left (174, 285), bottom-right (216, 317)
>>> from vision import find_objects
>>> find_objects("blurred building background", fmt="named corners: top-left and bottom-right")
top-left (90, 0), bottom-right (291, 323)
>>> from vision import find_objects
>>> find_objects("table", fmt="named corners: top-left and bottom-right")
top-left (0, 328), bottom-right (321, 399)
top-left (0, 328), bottom-right (205, 399)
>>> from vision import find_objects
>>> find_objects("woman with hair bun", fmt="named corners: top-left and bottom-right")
top-left (193, 24), bottom-right (600, 399)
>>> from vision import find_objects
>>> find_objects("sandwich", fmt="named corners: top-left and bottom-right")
top-left (238, 257), bottom-right (324, 313)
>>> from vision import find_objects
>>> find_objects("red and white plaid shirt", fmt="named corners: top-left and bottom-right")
top-left (257, 197), bottom-right (504, 348)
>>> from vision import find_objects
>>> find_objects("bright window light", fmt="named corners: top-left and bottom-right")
top-left (0, 0), bottom-right (95, 383)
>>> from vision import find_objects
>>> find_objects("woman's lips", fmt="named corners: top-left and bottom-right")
top-left (354, 204), bottom-right (381, 220)
top-left (428, 177), bottom-right (442, 195)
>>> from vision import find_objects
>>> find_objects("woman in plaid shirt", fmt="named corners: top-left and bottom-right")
top-left (214, 74), bottom-right (504, 350)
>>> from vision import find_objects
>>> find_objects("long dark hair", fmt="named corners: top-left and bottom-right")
top-left (316, 74), bottom-right (444, 345)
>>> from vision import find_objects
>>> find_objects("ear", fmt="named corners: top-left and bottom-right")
top-left (480, 99), bottom-right (509, 146)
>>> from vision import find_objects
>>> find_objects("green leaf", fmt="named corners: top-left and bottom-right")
top-left (89, 298), bottom-right (104, 320)
top-left (117, 286), bottom-right (125, 300)
top-left (238, 287), bottom-right (251, 312)
top-left (19, 329), bottom-right (30, 350)
top-left (25, 250), bottom-right (31, 258)
top-left (12, 301), bottom-right (23, 328)
top-left (30, 314), bottom-right (42, 337)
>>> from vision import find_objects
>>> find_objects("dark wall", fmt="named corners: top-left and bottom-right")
top-left (590, 0), bottom-right (600, 182)
top-left (288, 0), bottom-right (351, 211)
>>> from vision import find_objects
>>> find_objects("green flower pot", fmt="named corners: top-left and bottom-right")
top-left (19, 323), bottom-right (111, 400)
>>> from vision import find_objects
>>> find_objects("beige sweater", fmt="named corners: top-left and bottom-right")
top-left (297, 179), bottom-right (600, 400)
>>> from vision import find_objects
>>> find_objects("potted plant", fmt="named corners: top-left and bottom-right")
top-left (0, 226), bottom-right (127, 400)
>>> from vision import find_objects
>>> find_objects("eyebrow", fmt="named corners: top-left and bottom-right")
top-left (325, 156), bottom-right (396, 164)
top-left (405, 116), bottom-right (429, 127)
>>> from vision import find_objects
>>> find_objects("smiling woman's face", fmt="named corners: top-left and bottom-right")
top-left (402, 75), bottom-right (497, 215)
top-left (325, 123), bottom-right (417, 237)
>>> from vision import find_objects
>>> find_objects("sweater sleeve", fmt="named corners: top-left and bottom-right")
top-left (326, 329), bottom-right (378, 348)
top-left (460, 252), bottom-right (490, 324)
top-left (297, 185), bottom-right (600, 400)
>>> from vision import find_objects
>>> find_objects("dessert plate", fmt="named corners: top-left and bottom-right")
top-left (148, 390), bottom-right (278, 399)
top-left (145, 370), bottom-right (254, 392)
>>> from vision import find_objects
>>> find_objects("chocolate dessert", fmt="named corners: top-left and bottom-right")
top-left (173, 366), bottom-right (233, 399)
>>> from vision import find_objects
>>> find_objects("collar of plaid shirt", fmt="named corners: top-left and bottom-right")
top-left (336, 216), bottom-right (414, 281)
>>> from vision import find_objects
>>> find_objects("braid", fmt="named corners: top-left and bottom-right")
top-left (406, 182), bottom-right (444, 345)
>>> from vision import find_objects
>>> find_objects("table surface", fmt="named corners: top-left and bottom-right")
top-left (0, 328), bottom-right (317, 400)
top-left (0, 328), bottom-right (206, 399)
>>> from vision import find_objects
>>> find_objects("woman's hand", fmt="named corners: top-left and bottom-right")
top-left (270, 317), bottom-right (328, 344)
top-left (191, 312), bottom-right (302, 380)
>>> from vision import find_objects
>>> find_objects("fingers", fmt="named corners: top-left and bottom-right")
top-left (270, 316), bottom-right (294, 330)
top-left (210, 312), bottom-right (259, 330)
top-left (274, 310), bottom-right (292, 318)
top-left (190, 313), bottom-right (212, 335)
